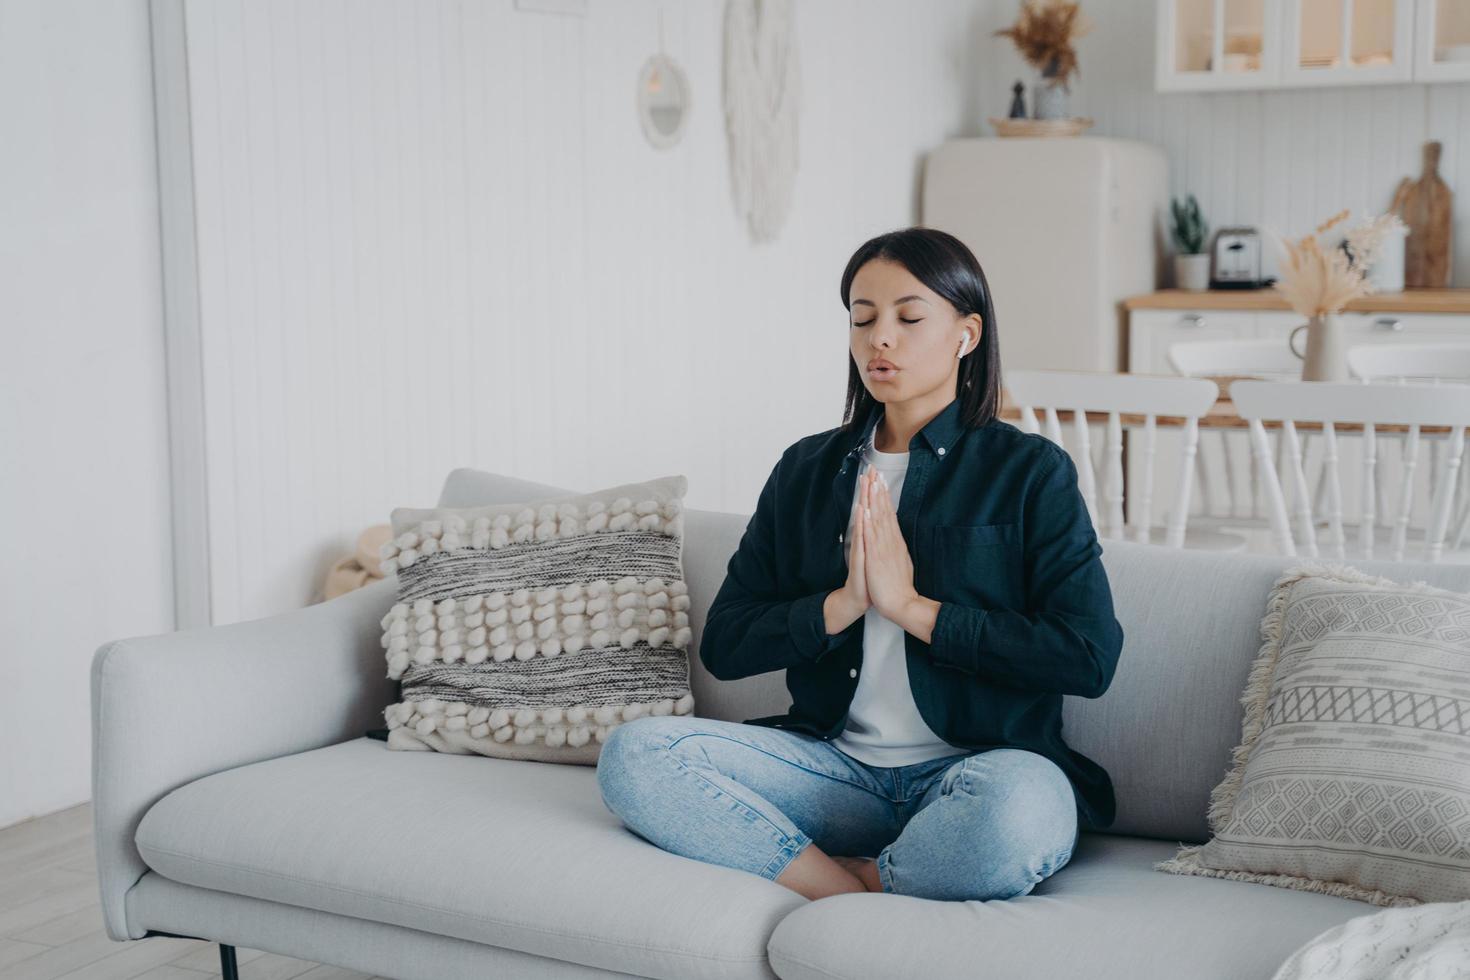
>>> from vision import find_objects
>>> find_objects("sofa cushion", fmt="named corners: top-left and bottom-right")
top-left (1156, 560), bottom-right (1470, 906)
top-left (135, 737), bottom-right (804, 980)
top-left (380, 474), bottom-right (697, 762)
top-left (434, 467), bottom-right (800, 747)
top-left (766, 833), bottom-right (1376, 980)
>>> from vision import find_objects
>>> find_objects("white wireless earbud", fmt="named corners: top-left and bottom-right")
top-left (956, 337), bottom-right (970, 358)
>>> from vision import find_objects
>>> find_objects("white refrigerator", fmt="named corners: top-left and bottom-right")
top-left (921, 136), bottom-right (1170, 374)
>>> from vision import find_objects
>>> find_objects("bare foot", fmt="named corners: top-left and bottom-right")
top-left (773, 843), bottom-right (868, 899)
top-left (830, 855), bottom-right (882, 892)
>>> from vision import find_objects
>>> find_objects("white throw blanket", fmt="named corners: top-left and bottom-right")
top-left (1272, 901), bottom-right (1470, 980)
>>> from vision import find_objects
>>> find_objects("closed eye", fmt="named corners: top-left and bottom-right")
top-left (852, 318), bottom-right (924, 327)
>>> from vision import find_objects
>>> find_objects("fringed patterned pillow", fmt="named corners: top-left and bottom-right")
top-left (1154, 561), bottom-right (1470, 906)
top-left (376, 475), bottom-right (696, 763)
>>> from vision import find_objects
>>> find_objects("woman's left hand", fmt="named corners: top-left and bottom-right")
top-left (862, 473), bottom-right (920, 622)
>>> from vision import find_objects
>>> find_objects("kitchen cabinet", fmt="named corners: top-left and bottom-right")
top-left (1130, 310), bottom-right (1261, 374)
top-left (1157, 0), bottom-right (1465, 91)
top-left (1280, 0), bottom-right (1415, 87)
top-left (1156, 0), bottom-right (1280, 91)
top-left (1257, 310), bottom-right (1470, 346)
top-left (1127, 290), bottom-right (1470, 375)
top-left (1414, 0), bottom-right (1470, 82)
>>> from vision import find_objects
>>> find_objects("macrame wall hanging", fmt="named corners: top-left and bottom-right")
top-left (722, 0), bottom-right (801, 243)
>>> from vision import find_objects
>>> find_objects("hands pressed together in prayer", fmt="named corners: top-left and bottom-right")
top-left (821, 468), bottom-right (943, 892)
top-left (824, 468), bottom-right (941, 643)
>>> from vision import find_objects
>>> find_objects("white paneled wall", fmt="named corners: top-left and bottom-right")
top-left (167, 0), bottom-right (1470, 624)
top-left (1, 0), bottom-right (171, 826)
top-left (974, 1), bottom-right (1470, 286)
top-left (172, 0), bottom-right (985, 624)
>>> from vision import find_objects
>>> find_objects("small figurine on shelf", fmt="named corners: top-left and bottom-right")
top-left (1008, 80), bottom-right (1027, 119)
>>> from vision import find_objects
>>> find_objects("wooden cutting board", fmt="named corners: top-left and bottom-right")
top-left (1390, 140), bottom-right (1453, 288)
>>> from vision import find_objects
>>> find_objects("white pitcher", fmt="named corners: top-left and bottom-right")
top-left (1288, 313), bottom-right (1349, 382)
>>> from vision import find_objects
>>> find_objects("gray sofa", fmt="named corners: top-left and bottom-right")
top-left (91, 467), bottom-right (1470, 980)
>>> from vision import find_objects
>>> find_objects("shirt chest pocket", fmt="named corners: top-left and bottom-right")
top-left (927, 522), bottom-right (1025, 608)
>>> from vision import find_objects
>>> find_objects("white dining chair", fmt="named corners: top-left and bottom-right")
top-left (1006, 369), bottom-right (1240, 550)
top-left (1346, 343), bottom-right (1470, 384)
top-left (1168, 338), bottom-right (1304, 381)
top-left (1230, 379), bottom-right (1470, 563)
top-left (1168, 338), bottom-right (1306, 530)
top-left (1347, 343), bottom-right (1470, 551)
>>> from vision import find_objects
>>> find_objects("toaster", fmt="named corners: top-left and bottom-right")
top-left (1209, 227), bottom-right (1271, 289)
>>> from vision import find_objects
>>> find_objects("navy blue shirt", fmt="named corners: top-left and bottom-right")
top-left (700, 395), bottom-right (1125, 831)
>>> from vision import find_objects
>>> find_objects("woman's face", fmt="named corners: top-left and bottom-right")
top-left (848, 258), bottom-right (981, 407)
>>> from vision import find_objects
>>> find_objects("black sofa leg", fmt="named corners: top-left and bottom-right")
top-left (220, 943), bottom-right (239, 980)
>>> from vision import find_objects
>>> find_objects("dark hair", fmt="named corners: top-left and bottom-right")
top-left (838, 226), bottom-right (1001, 433)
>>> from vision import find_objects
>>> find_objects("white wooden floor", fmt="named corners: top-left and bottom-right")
top-left (0, 803), bottom-right (391, 980)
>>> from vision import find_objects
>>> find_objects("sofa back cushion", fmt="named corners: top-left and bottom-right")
top-left (1070, 541), bottom-right (1470, 843)
top-left (434, 468), bottom-right (1470, 843)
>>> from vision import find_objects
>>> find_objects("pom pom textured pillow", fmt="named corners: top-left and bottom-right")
top-left (377, 475), bottom-right (695, 763)
top-left (1155, 561), bottom-right (1470, 906)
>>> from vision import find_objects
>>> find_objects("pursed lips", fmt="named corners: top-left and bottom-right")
top-left (867, 358), bottom-right (899, 379)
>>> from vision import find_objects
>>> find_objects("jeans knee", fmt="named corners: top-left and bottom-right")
top-left (962, 751), bottom-right (1075, 823)
top-left (990, 810), bottom-right (1077, 900)
top-left (940, 830), bottom-right (1075, 902)
top-left (927, 751), bottom-right (1078, 901)
top-left (995, 827), bottom-right (1078, 900)
top-left (595, 716), bottom-right (677, 814)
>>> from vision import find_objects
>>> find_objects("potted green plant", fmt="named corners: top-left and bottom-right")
top-left (1170, 194), bottom-right (1210, 291)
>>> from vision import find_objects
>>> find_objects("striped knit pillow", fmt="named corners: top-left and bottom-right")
top-left (376, 475), bottom-right (694, 763)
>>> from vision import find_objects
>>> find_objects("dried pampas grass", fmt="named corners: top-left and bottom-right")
top-left (1267, 210), bottom-right (1407, 319)
top-left (994, 0), bottom-right (1093, 91)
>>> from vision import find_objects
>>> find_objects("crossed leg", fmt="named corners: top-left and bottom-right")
top-left (597, 717), bottom-right (1078, 902)
top-left (872, 748), bottom-right (1080, 901)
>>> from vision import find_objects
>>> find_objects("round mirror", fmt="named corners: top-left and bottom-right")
top-left (636, 53), bottom-right (690, 150)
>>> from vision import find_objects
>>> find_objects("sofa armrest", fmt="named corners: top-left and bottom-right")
top-left (90, 576), bottom-right (397, 940)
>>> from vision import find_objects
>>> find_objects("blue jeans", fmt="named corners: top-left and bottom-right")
top-left (596, 715), bottom-right (1080, 901)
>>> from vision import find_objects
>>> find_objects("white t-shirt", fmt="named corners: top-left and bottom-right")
top-left (830, 431), bottom-right (965, 768)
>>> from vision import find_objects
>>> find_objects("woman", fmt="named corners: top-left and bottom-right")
top-left (597, 226), bottom-right (1124, 902)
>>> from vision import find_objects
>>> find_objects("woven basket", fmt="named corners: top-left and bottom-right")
top-left (988, 116), bottom-right (1094, 138)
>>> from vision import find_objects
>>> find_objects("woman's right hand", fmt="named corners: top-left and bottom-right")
top-left (825, 469), bottom-right (874, 635)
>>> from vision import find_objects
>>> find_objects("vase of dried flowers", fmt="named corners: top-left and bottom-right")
top-left (1034, 72), bottom-right (1069, 120)
top-left (995, 0), bottom-right (1092, 122)
top-left (1288, 313), bottom-right (1347, 382)
top-left (1269, 209), bottom-right (1402, 382)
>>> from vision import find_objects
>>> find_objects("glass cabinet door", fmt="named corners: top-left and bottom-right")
top-left (1284, 0), bottom-right (1415, 84)
top-left (1414, 0), bottom-right (1470, 81)
top-left (1158, 0), bottom-right (1276, 90)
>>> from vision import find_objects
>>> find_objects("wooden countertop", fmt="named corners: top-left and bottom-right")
top-left (1122, 288), bottom-right (1470, 314)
